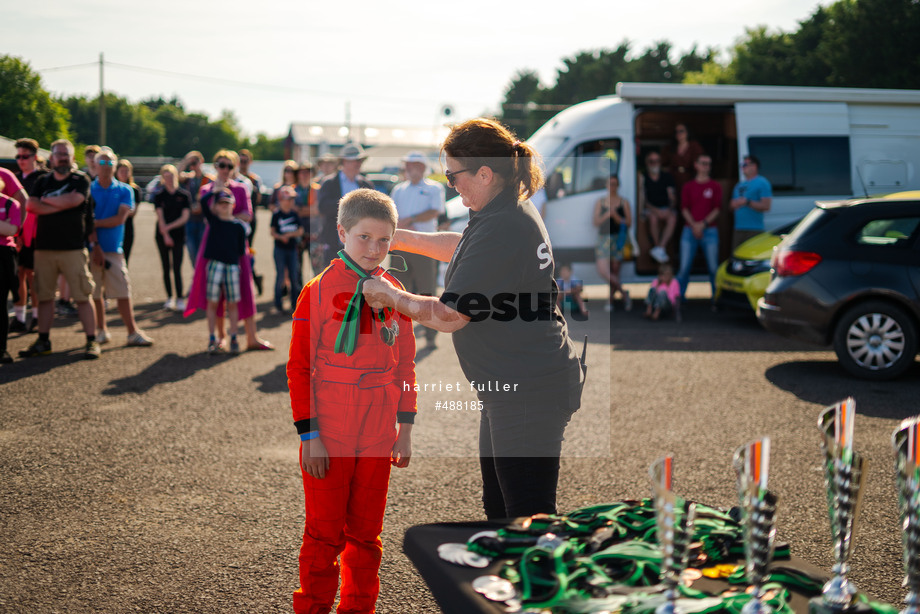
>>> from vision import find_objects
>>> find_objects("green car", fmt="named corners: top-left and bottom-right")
top-left (714, 221), bottom-right (800, 311)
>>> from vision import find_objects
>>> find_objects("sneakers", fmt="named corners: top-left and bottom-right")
top-left (19, 338), bottom-right (52, 358)
top-left (650, 246), bottom-right (669, 263)
top-left (127, 331), bottom-right (154, 347)
top-left (1, 350), bottom-right (13, 364)
top-left (604, 302), bottom-right (613, 313)
top-left (55, 299), bottom-right (78, 317)
top-left (163, 297), bottom-right (176, 311)
top-left (208, 338), bottom-right (223, 355)
top-left (175, 297), bottom-right (186, 312)
top-left (623, 292), bottom-right (633, 312)
top-left (229, 338), bottom-right (240, 355)
top-left (8, 318), bottom-right (27, 333)
top-left (84, 339), bottom-right (101, 360)
top-left (96, 329), bottom-right (110, 344)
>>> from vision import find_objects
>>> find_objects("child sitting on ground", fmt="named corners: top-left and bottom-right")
top-left (555, 262), bottom-right (588, 319)
top-left (201, 188), bottom-right (249, 354)
top-left (645, 263), bottom-right (681, 322)
top-left (286, 188), bottom-right (417, 614)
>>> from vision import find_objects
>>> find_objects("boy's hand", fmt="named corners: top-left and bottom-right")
top-left (362, 277), bottom-right (395, 310)
top-left (301, 437), bottom-right (330, 479)
top-left (391, 426), bottom-right (412, 468)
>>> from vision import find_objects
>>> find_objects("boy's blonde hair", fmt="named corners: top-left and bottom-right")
top-left (337, 188), bottom-right (398, 232)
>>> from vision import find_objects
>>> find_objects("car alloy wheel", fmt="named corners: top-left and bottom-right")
top-left (833, 300), bottom-right (918, 380)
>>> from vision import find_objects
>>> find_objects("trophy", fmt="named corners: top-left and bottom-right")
top-left (733, 437), bottom-right (779, 614)
top-left (811, 398), bottom-right (868, 614)
top-left (893, 416), bottom-right (920, 614)
top-left (650, 455), bottom-right (697, 614)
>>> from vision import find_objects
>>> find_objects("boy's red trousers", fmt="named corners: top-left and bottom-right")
top-left (293, 381), bottom-right (401, 614)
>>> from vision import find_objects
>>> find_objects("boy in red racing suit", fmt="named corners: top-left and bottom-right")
top-left (287, 188), bottom-right (417, 614)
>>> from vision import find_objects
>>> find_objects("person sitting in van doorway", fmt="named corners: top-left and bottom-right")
top-left (676, 154), bottom-right (721, 303)
top-left (638, 152), bottom-right (677, 263)
top-left (729, 155), bottom-right (773, 250)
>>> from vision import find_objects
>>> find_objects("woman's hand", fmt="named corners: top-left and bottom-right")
top-left (362, 276), bottom-right (396, 310)
top-left (391, 425), bottom-right (412, 468)
top-left (301, 437), bottom-right (330, 479)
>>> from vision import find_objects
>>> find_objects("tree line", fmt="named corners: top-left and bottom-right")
top-left (0, 55), bottom-right (284, 163)
top-left (499, 0), bottom-right (920, 136)
top-left (3, 0), bottom-right (919, 156)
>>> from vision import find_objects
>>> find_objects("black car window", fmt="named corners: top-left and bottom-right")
top-left (856, 217), bottom-right (920, 247)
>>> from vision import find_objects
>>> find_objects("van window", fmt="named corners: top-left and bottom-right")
top-left (545, 139), bottom-right (621, 200)
top-left (856, 217), bottom-right (920, 246)
top-left (748, 136), bottom-right (851, 196)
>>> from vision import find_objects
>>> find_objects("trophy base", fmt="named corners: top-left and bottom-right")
top-left (807, 597), bottom-right (875, 614)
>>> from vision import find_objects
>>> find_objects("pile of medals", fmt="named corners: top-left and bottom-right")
top-left (438, 499), bottom-right (806, 613)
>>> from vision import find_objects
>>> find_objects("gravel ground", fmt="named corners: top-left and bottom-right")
top-left (1, 206), bottom-right (915, 613)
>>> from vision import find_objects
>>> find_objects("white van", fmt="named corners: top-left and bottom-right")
top-left (450, 82), bottom-right (920, 282)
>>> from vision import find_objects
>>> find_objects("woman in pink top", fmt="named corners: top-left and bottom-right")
top-left (645, 263), bottom-right (681, 322)
top-left (0, 169), bottom-right (27, 363)
top-left (184, 150), bottom-right (274, 351)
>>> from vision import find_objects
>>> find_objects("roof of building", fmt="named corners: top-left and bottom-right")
top-left (287, 123), bottom-right (448, 148)
top-left (0, 135), bottom-right (52, 159)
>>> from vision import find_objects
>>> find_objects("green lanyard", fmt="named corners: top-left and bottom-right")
top-left (333, 250), bottom-right (389, 356)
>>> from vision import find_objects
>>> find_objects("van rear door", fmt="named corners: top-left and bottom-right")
top-left (735, 102), bottom-right (852, 229)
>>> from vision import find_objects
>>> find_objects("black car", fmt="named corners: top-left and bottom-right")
top-left (758, 195), bottom-right (920, 380)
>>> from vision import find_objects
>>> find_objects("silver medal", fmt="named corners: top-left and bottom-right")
top-left (437, 542), bottom-right (489, 568)
top-left (472, 575), bottom-right (517, 602)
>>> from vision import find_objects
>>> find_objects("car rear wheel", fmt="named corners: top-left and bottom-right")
top-left (833, 300), bottom-right (917, 380)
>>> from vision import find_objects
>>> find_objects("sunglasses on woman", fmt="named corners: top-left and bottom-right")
top-left (216, 162), bottom-right (235, 170)
top-left (445, 168), bottom-right (471, 187)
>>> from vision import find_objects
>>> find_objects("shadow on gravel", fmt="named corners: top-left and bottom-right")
top-left (102, 351), bottom-right (230, 395)
top-left (0, 348), bottom-right (91, 382)
top-left (765, 360), bottom-right (920, 418)
top-left (611, 298), bottom-right (822, 353)
top-left (253, 362), bottom-right (288, 393)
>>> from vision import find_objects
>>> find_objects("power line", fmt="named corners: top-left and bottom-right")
top-left (36, 62), bottom-right (97, 72)
top-left (101, 60), bottom-right (486, 108)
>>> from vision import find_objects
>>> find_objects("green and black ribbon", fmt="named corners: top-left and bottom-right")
top-left (333, 250), bottom-right (388, 356)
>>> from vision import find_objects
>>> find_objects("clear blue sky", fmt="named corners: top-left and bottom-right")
top-left (10, 0), bottom-right (830, 139)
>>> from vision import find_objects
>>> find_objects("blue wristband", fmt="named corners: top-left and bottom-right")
top-left (300, 431), bottom-right (319, 441)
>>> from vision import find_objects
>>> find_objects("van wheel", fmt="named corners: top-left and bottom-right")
top-left (832, 301), bottom-right (917, 380)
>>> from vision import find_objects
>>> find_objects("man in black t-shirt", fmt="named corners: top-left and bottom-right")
top-left (19, 139), bottom-right (101, 360)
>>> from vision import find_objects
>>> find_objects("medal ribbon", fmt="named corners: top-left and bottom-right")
top-left (333, 250), bottom-right (387, 356)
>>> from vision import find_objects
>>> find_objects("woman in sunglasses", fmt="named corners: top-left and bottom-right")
top-left (362, 118), bottom-right (584, 520)
top-left (184, 149), bottom-right (273, 351)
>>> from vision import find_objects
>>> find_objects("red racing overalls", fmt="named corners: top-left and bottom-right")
top-left (288, 257), bottom-right (417, 614)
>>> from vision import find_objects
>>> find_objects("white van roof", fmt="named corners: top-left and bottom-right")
top-left (614, 82), bottom-right (920, 106)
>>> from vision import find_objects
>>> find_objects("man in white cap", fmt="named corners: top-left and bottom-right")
top-left (316, 143), bottom-right (375, 269)
top-left (389, 151), bottom-right (444, 348)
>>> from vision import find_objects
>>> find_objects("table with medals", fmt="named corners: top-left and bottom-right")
top-left (403, 399), bottom-right (915, 614)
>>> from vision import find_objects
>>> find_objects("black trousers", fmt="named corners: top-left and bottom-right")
top-left (477, 391), bottom-right (576, 520)
top-left (0, 246), bottom-right (18, 352)
top-left (155, 231), bottom-right (186, 299)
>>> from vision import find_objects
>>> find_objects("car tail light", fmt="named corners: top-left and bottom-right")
top-left (772, 249), bottom-right (822, 277)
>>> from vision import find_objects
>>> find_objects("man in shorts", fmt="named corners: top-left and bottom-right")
top-left (89, 150), bottom-right (153, 347)
top-left (20, 139), bottom-right (101, 360)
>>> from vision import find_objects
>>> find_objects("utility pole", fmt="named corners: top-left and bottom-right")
top-left (99, 52), bottom-right (106, 146)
